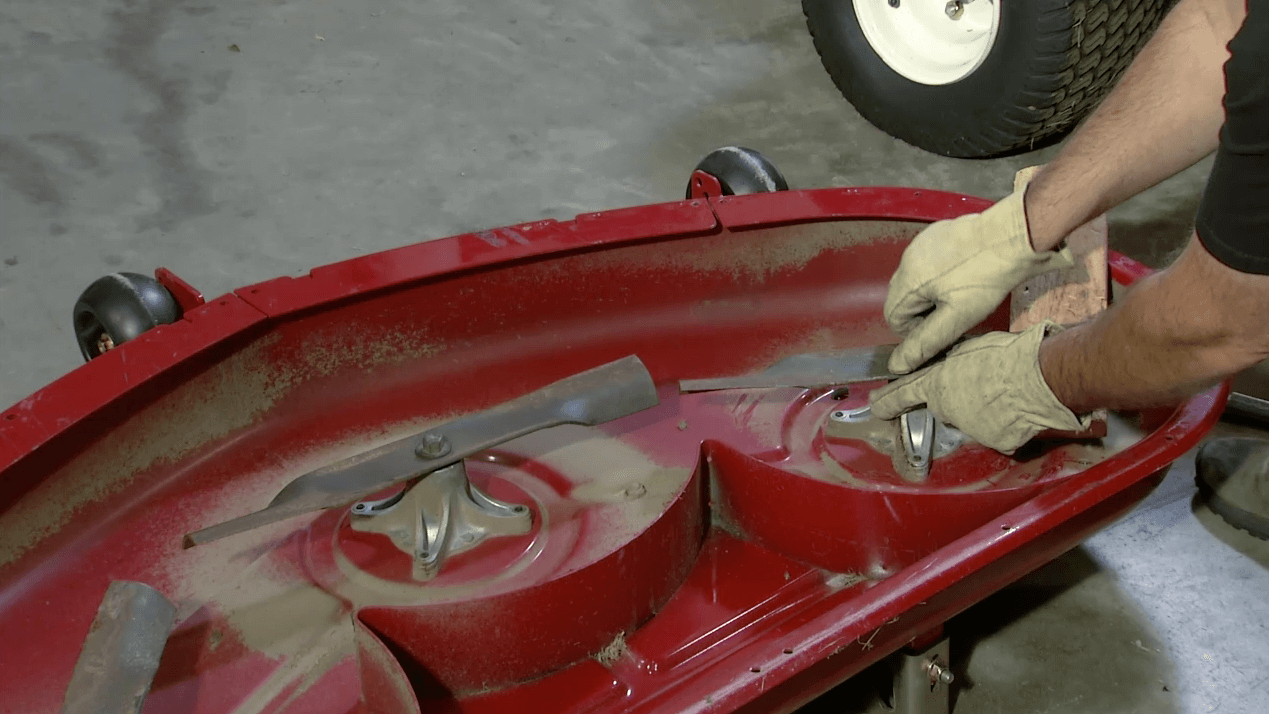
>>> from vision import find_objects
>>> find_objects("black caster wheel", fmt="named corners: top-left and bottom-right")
top-left (73, 272), bottom-right (181, 361)
top-left (686, 146), bottom-right (789, 199)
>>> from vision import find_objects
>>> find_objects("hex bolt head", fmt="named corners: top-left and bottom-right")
top-left (888, 0), bottom-right (900, 7)
top-left (926, 660), bottom-right (955, 685)
top-left (415, 433), bottom-right (452, 459)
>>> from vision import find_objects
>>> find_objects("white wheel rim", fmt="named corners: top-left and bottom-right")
top-left (853, 0), bottom-right (1000, 86)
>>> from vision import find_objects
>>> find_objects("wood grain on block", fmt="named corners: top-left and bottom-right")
top-left (1011, 214), bottom-right (1110, 439)
top-left (1010, 215), bottom-right (1110, 330)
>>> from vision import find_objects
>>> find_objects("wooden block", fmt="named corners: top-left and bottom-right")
top-left (1011, 214), bottom-right (1110, 439)
top-left (1010, 216), bottom-right (1110, 330)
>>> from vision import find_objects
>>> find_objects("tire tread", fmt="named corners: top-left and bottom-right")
top-left (803, 0), bottom-right (1168, 157)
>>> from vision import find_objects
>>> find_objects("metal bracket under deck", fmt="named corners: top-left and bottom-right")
top-left (891, 636), bottom-right (954, 714)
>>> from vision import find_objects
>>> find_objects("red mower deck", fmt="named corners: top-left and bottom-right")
top-left (0, 187), bottom-right (1225, 714)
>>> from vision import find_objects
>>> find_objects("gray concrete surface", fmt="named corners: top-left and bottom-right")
top-left (0, 0), bottom-right (1261, 712)
top-left (803, 431), bottom-right (1269, 714)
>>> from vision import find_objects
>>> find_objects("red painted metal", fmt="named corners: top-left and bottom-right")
top-left (0, 187), bottom-right (1224, 714)
top-left (235, 200), bottom-right (719, 319)
top-left (708, 187), bottom-right (991, 230)
top-left (155, 267), bottom-right (206, 314)
top-left (0, 295), bottom-right (266, 476)
top-left (688, 170), bottom-right (725, 199)
top-left (355, 620), bottom-right (425, 714)
top-left (1109, 249), bottom-right (1158, 285)
top-left (349, 464), bottom-right (707, 694)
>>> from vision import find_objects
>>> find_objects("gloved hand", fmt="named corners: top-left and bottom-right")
top-left (884, 167), bottom-right (1073, 374)
top-left (869, 322), bottom-right (1089, 454)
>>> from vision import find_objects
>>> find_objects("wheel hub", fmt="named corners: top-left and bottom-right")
top-left (853, 0), bottom-right (999, 85)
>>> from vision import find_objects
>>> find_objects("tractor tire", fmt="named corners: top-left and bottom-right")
top-left (804, 0), bottom-right (1169, 158)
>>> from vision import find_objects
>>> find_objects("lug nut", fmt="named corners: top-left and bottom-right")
top-left (888, 0), bottom-right (900, 7)
top-left (945, 0), bottom-right (965, 19)
top-left (415, 433), bottom-right (452, 459)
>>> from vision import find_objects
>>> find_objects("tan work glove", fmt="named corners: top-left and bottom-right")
top-left (869, 322), bottom-right (1090, 454)
top-left (884, 168), bottom-right (1073, 374)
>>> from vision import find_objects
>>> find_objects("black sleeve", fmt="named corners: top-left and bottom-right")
top-left (1195, 0), bottom-right (1269, 274)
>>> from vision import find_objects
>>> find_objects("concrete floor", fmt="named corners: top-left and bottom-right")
top-left (801, 425), bottom-right (1269, 714)
top-left (1, 0), bottom-right (1265, 711)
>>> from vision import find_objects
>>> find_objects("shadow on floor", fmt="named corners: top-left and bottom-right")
top-left (1191, 495), bottom-right (1269, 570)
top-left (1187, 418), bottom-right (1269, 569)
top-left (797, 546), bottom-right (1179, 714)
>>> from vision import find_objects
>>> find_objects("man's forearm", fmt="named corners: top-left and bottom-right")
top-left (1024, 0), bottom-right (1246, 252)
top-left (1039, 237), bottom-right (1269, 413)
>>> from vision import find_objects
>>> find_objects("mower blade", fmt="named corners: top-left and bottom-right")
top-left (186, 355), bottom-right (659, 547)
top-left (679, 344), bottom-right (897, 393)
top-left (61, 581), bottom-right (175, 714)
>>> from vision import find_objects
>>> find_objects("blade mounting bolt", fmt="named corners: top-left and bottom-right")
top-left (415, 433), bottom-right (452, 459)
